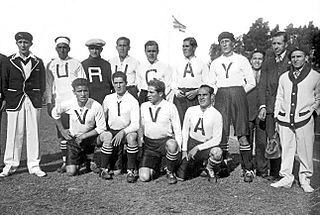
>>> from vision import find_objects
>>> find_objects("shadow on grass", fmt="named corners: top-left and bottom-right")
top-left (0, 152), bottom-right (63, 174)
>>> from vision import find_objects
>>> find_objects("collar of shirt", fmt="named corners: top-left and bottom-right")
top-left (275, 50), bottom-right (287, 62)
top-left (13, 52), bottom-right (36, 61)
top-left (184, 55), bottom-right (196, 61)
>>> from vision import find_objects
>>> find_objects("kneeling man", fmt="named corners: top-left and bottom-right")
top-left (139, 79), bottom-right (182, 184)
top-left (176, 85), bottom-right (229, 181)
top-left (52, 78), bottom-right (108, 176)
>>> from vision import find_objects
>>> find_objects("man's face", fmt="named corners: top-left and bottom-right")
top-left (147, 85), bottom-right (162, 105)
top-left (198, 87), bottom-right (212, 109)
top-left (73, 85), bottom-right (89, 105)
top-left (56, 43), bottom-right (70, 60)
top-left (291, 50), bottom-right (307, 69)
top-left (16, 39), bottom-right (32, 56)
top-left (89, 46), bottom-right (102, 58)
top-left (113, 77), bottom-right (127, 96)
top-left (116, 39), bottom-right (130, 59)
top-left (272, 35), bottom-right (287, 56)
top-left (220, 38), bottom-right (233, 55)
top-left (145, 45), bottom-right (158, 64)
top-left (250, 52), bottom-right (264, 70)
top-left (182, 40), bottom-right (195, 58)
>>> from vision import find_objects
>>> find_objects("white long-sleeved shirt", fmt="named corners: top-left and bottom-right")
top-left (182, 105), bottom-right (222, 151)
top-left (108, 55), bottom-right (139, 86)
top-left (103, 91), bottom-right (139, 134)
top-left (136, 59), bottom-right (173, 95)
top-left (209, 52), bottom-right (255, 93)
top-left (172, 56), bottom-right (211, 90)
top-left (51, 98), bottom-right (106, 136)
top-left (46, 57), bottom-right (86, 104)
top-left (140, 99), bottom-right (182, 148)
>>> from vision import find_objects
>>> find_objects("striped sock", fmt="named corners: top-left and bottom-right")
top-left (166, 151), bottom-right (179, 172)
top-left (101, 145), bottom-right (113, 169)
top-left (126, 145), bottom-right (138, 170)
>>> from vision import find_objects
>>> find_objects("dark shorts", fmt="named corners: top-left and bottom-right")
top-left (67, 136), bottom-right (96, 165)
top-left (109, 129), bottom-right (127, 171)
top-left (173, 88), bottom-right (199, 126)
top-left (57, 113), bottom-right (70, 139)
top-left (176, 137), bottom-right (212, 179)
top-left (140, 136), bottom-right (171, 170)
top-left (214, 86), bottom-right (249, 143)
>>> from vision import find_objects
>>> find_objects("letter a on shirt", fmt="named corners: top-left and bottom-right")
top-left (194, 118), bottom-right (205, 136)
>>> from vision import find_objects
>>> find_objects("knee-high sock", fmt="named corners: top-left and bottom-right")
top-left (60, 140), bottom-right (67, 161)
top-left (101, 145), bottom-right (113, 169)
top-left (126, 145), bottom-right (138, 170)
top-left (166, 151), bottom-right (179, 172)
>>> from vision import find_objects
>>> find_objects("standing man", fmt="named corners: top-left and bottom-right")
top-left (139, 79), bottom-right (182, 184)
top-left (137, 40), bottom-right (173, 104)
top-left (210, 31), bottom-right (256, 182)
top-left (176, 85), bottom-right (229, 182)
top-left (99, 72), bottom-right (140, 183)
top-left (271, 46), bottom-right (320, 193)
top-left (46, 36), bottom-right (86, 173)
top-left (247, 49), bottom-right (268, 178)
top-left (0, 32), bottom-right (46, 177)
top-left (109, 37), bottom-right (139, 100)
top-left (82, 39), bottom-right (113, 104)
top-left (51, 78), bottom-right (108, 176)
top-left (258, 31), bottom-right (291, 181)
top-left (173, 37), bottom-right (210, 126)
top-left (0, 53), bottom-right (7, 157)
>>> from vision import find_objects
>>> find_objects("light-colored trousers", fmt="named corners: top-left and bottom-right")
top-left (278, 117), bottom-right (314, 186)
top-left (3, 96), bottom-right (41, 173)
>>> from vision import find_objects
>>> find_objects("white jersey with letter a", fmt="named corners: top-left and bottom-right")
top-left (182, 105), bottom-right (222, 151)
top-left (172, 56), bottom-right (211, 90)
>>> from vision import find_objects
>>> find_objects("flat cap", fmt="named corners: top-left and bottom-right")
top-left (15, 32), bottom-right (33, 42)
top-left (85, 39), bottom-right (106, 47)
top-left (218, 31), bottom-right (235, 43)
top-left (289, 45), bottom-right (310, 59)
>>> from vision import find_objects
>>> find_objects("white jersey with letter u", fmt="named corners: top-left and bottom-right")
top-left (46, 57), bottom-right (86, 104)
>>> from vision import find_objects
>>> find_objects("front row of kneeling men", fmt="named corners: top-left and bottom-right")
top-left (51, 73), bottom-right (228, 184)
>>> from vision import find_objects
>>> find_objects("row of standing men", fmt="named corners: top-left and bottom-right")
top-left (0, 31), bottom-right (319, 193)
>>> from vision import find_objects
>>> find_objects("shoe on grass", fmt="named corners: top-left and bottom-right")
top-left (100, 169), bottom-right (112, 180)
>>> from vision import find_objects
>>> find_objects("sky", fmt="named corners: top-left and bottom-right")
top-left (0, 0), bottom-right (319, 65)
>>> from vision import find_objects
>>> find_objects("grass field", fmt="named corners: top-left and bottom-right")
top-left (0, 108), bottom-right (320, 214)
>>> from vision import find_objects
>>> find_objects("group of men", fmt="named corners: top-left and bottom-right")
top-left (0, 30), bottom-right (319, 193)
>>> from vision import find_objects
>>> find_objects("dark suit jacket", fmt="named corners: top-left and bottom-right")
top-left (258, 51), bottom-right (291, 114)
top-left (0, 53), bottom-right (7, 106)
top-left (2, 53), bottom-right (46, 111)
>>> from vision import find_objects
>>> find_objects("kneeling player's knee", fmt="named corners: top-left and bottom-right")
top-left (100, 132), bottom-right (112, 148)
top-left (66, 165), bottom-right (78, 176)
top-left (166, 139), bottom-right (179, 154)
top-left (126, 133), bottom-right (138, 147)
top-left (209, 147), bottom-right (223, 162)
top-left (139, 168), bottom-right (151, 182)
top-left (238, 136), bottom-right (249, 146)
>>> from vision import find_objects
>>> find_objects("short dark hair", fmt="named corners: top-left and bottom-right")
top-left (183, 37), bottom-right (197, 48)
top-left (272, 31), bottom-right (288, 43)
top-left (72, 78), bottom-right (89, 89)
top-left (250, 49), bottom-right (265, 59)
top-left (112, 71), bottom-right (127, 83)
top-left (116, 37), bottom-right (130, 46)
top-left (148, 79), bottom-right (165, 94)
top-left (144, 40), bottom-right (159, 51)
top-left (199, 84), bottom-right (214, 95)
